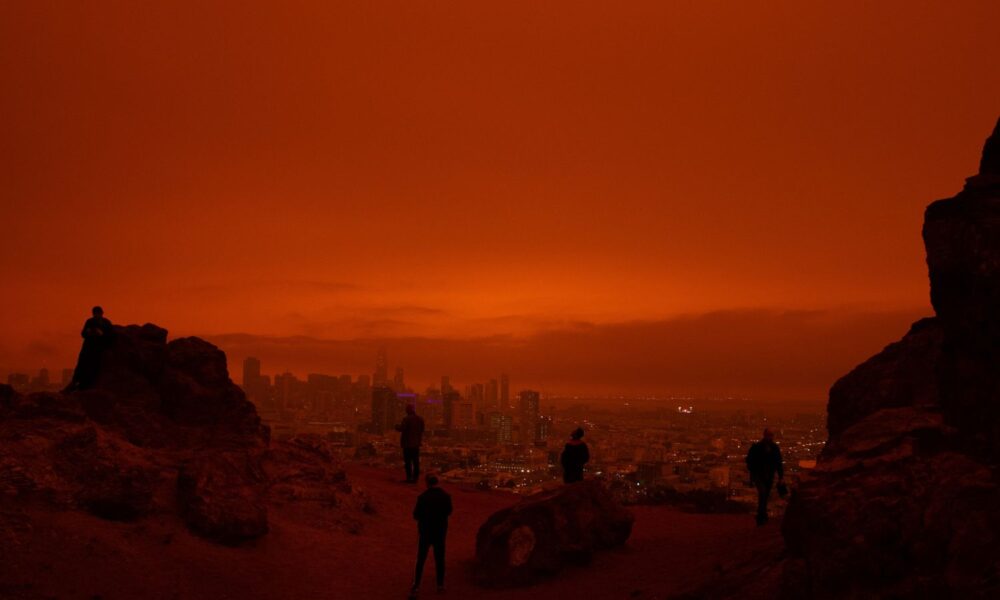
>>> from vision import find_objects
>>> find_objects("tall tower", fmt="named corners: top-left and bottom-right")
top-left (500, 373), bottom-right (510, 413)
top-left (374, 347), bottom-right (389, 387)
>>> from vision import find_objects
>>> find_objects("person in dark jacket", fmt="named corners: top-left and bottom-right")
top-left (65, 306), bottom-right (115, 392)
top-left (560, 427), bottom-right (590, 483)
top-left (396, 404), bottom-right (425, 483)
top-left (745, 428), bottom-right (784, 525)
top-left (411, 473), bottom-right (452, 596)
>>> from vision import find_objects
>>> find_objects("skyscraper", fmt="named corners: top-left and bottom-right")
top-left (485, 378), bottom-right (499, 412)
top-left (500, 373), bottom-right (509, 413)
top-left (518, 389), bottom-right (541, 444)
top-left (242, 357), bottom-right (262, 401)
top-left (442, 390), bottom-right (460, 431)
top-left (374, 347), bottom-right (389, 387)
top-left (441, 375), bottom-right (452, 395)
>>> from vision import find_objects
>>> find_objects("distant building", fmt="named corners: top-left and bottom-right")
top-left (6, 373), bottom-right (29, 392)
top-left (485, 379), bottom-right (498, 412)
top-left (441, 375), bottom-right (452, 395)
top-left (393, 366), bottom-right (405, 392)
top-left (488, 412), bottom-right (513, 443)
top-left (442, 390), bottom-right (460, 430)
top-left (518, 390), bottom-right (541, 444)
top-left (374, 347), bottom-right (389, 387)
top-left (499, 373), bottom-right (509, 412)
top-left (33, 368), bottom-right (50, 389)
top-left (242, 357), bottom-right (264, 402)
top-left (370, 386), bottom-right (397, 435)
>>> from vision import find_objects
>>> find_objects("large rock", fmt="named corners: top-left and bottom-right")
top-left (0, 323), bottom-right (294, 546)
top-left (85, 324), bottom-right (268, 447)
top-left (781, 117), bottom-right (1000, 598)
top-left (474, 480), bottom-right (634, 587)
top-left (177, 452), bottom-right (269, 545)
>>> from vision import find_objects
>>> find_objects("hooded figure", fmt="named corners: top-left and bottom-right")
top-left (66, 306), bottom-right (114, 391)
top-left (560, 427), bottom-right (590, 483)
top-left (396, 404), bottom-right (425, 483)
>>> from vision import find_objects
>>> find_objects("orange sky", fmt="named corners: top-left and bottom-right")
top-left (2, 1), bottom-right (999, 400)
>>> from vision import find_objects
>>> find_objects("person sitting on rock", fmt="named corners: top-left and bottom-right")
top-left (745, 428), bottom-right (784, 526)
top-left (396, 404), bottom-right (426, 483)
top-left (560, 427), bottom-right (590, 483)
top-left (411, 473), bottom-right (452, 597)
top-left (65, 305), bottom-right (115, 392)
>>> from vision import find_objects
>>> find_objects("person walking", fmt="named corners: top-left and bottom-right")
top-left (745, 428), bottom-right (785, 526)
top-left (411, 473), bottom-right (452, 597)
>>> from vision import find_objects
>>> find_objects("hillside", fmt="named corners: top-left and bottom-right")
top-left (1, 464), bottom-right (781, 600)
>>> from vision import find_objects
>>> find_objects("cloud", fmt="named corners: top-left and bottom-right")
top-left (203, 306), bottom-right (928, 401)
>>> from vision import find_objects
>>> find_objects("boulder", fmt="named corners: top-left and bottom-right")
top-left (474, 480), bottom-right (634, 587)
top-left (781, 117), bottom-right (1000, 598)
top-left (177, 452), bottom-right (269, 545)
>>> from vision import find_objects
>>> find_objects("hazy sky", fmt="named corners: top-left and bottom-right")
top-left (2, 1), bottom-right (999, 399)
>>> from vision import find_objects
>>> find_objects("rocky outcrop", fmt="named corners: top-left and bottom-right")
top-left (0, 323), bottom-right (364, 545)
top-left (474, 480), bottom-right (634, 587)
top-left (782, 118), bottom-right (1000, 598)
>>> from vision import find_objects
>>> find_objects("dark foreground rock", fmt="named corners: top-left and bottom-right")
top-left (0, 323), bottom-right (365, 545)
top-left (474, 480), bottom-right (634, 587)
top-left (781, 118), bottom-right (1000, 598)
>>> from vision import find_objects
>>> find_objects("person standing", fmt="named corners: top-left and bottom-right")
top-left (396, 404), bottom-right (425, 483)
top-left (411, 473), bottom-right (452, 596)
top-left (745, 428), bottom-right (784, 526)
top-left (560, 427), bottom-right (590, 483)
top-left (65, 305), bottom-right (114, 392)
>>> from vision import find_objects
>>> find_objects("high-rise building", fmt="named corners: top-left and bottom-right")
top-left (441, 375), bottom-right (452, 395)
top-left (518, 390), bottom-right (541, 444)
top-left (393, 366), bottom-right (405, 392)
top-left (374, 347), bottom-right (389, 387)
top-left (242, 357), bottom-right (263, 401)
top-left (455, 399), bottom-right (475, 429)
top-left (500, 373), bottom-right (510, 412)
top-left (488, 412), bottom-right (513, 443)
top-left (243, 357), bottom-right (261, 389)
top-left (442, 390), bottom-right (460, 430)
top-left (370, 386), bottom-right (396, 435)
top-left (485, 379), bottom-right (498, 412)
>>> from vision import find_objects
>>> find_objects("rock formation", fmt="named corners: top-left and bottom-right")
top-left (781, 118), bottom-right (1000, 598)
top-left (0, 323), bottom-right (366, 545)
top-left (474, 480), bottom-right (634, 586)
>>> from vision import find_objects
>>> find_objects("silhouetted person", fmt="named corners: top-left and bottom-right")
top-left (560, 427), bottom-right (590, 483)
top-left (65, 306), bottom-right (114, 392)
top-left (411, 473), bottom-right (451, 596)
top-left (746, 428), bottom-right (784, 526)
top-left (396, 404), bottom-right (425, 483)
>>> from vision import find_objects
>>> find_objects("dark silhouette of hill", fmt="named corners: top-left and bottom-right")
top-left (781, 117), bottom-right (1000, 598)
